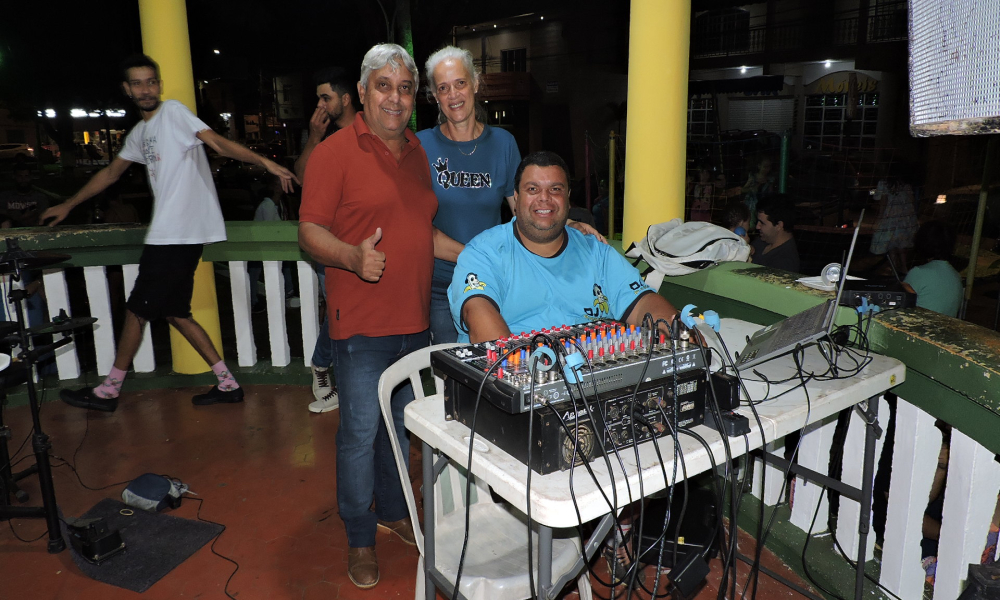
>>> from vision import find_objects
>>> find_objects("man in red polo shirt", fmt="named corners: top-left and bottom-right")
top-left (298, 43), bottom-right (457, 589)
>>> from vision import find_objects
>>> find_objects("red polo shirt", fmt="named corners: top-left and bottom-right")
top-left (299, 113), bottom-right (437, 340)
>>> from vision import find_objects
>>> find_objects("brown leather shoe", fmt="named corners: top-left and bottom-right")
top-left (376, 517), bottom-right (417, 546)
top-left (347, 546), bottom-right (379, 589)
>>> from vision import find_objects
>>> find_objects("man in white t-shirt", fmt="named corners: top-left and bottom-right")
top-left (40, 54), bottom-right (299, 413)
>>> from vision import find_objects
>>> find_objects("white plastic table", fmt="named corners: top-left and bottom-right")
top-left (406, 318), bottom-right (906, 599)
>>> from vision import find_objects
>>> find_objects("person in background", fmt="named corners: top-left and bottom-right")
top-left (723, 199), bottom-right (751, 244)
top-left (751, 194), bottom-right (800, 273)
top-left (417, 45), bottom-right (603, 344)
top-left (294, 66), bottom-right (359, 415)
top-left (870, 170), bottom-right (919, 275)
top-left (248, 175), bottom-right (293, 313)
top-left (0, 163), bottom-right (49, 228)
top-left (294, 67), bottom-right (359, 182)
top-left (686, 159), bottom-right (723, 222)
top-left (0, 163), bottom-right (50, 334)
top-left (903, 220), bottom-right (963, 317)
top-left (742, 154), bottom-right (774, 229)
top-left (41, 53), bottom-right (298, 412)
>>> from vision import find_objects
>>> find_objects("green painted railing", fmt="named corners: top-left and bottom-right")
top-left (9, 224), bottom-right (1000, 599)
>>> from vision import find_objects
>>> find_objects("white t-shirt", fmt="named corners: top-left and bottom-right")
top-left (118, 100), bottom-right (227, 245)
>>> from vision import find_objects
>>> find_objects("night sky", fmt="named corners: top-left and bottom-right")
top-left (0, 0), bottom-right (595, 112)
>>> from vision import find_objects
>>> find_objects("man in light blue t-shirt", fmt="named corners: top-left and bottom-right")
top-left (903, 220), bottom-right (963, 318)
top-left (449, 151), bottom-right (681, 342)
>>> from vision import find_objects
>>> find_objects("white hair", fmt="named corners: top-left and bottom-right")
top-left (359, 43), bottom-right (419, 92)
top-left (424, 45), bottom-right (479, 96)
top-left (423, 45), bottom-right (485, 125)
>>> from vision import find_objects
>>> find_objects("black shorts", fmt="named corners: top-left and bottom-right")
top-left (126, 244), bottom-right (204, 321)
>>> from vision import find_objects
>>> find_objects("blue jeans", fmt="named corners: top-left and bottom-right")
top-left (311, 264), bottom-right (334, 367)
top-left (429, 275), bottom-right (458, 344)
top-left (332, 330), bottom-right (429, 547)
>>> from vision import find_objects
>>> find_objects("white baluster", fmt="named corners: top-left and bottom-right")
top-left (789, 415), bottom-right (838, 533)
top-left (82, 266), bottom-right (115, 376)
top-left (228, 261), bottom-right (257, 367)
top-left (122, 264), bottom-right (155, 373)
top-left (934, 430), bottom-right (1000, 600)
top-left (881, 399), bottom-right (939, 600)
top-left (836, 396), bottom-right (889, 562)
top-left (40, 269), bottom-right (80, 380)
top-left (752, 439), bottom-right (786, 506)
top-left (297, 261), bottom-right (319, 368)
top-left (263, 261), bottom-right (289, 367)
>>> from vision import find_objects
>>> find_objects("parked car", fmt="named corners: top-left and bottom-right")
top-left (0, 143), bottom-right (34, 161)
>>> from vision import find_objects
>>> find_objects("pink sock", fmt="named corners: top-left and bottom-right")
top-left (211, 361), bottom-right (240, 391)
top-left (93, 366), bottom-right (127, 399)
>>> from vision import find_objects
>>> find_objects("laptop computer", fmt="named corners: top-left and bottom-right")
top-left (734, 211), bottom-right (863, 371)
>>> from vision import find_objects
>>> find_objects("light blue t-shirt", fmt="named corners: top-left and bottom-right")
top-left (904, 260), bottom-right (963, 318)
top-left (449, 221), bottom-right (654, 342)
top-left (416, 124), bottom-right (520, 283)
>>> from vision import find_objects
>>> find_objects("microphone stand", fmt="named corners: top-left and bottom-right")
top-left (0, 250), bottom-right (66, 553)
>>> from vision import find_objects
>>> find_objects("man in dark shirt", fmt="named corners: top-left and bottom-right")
top-left (0, 163), bottom-right (49, 227)
top-left (751, 194), bottom-right (800, 273)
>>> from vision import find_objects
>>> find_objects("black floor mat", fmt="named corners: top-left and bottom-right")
top-left (62, 498), bottom-right (224, 593)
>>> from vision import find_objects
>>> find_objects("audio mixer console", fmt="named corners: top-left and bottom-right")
top-left (431, 319), bottom-right (709, 475)
top-left (430, 319), bottom-right (707, 415)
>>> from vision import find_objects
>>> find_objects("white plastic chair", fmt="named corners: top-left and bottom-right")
top-left (378, 343), bottom-right (593, 600)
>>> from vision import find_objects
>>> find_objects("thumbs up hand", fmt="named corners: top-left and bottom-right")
top-left (353, 227), bottom-right (386, 282)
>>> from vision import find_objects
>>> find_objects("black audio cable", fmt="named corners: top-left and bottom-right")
top-left (706, 329), bottom-right (771, 586)
top-left (554, 335), bottom-right (637, 597)
top-left (451, 343), bottom-right (513, 600)
top-left (740, 346), bottom-right (813, 600)
top-left (683, 325), bottom-right (744, 600)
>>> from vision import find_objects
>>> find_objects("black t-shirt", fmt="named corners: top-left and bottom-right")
top-left (751, 237), bottom-right (800, 273)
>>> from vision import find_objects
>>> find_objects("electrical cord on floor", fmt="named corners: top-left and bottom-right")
top-left (48, 406), bottom-right (130, 492)
top-left (182, 495), bottom-right (240, 600)
top-left (829, 521), bottom-right (904, 600)
top-left (5, 514), bottom-right (48, 543)
top-left (5, 366), bottom-right (50, 466)
top-left (801, 484), bottom-right (848, 600)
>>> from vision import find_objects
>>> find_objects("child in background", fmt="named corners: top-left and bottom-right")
top-left (723, 200), bottom-right (753, 260)
top-left (723, 200), bottom-right (751, 241)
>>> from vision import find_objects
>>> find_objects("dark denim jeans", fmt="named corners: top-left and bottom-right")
top-left (311, 264), bottom-right (334, 368)
top-left (429, 275), bottom-right (458, 345)
top-left (312, 314), bottom-right (334, 367)
top-left (332, 330), bottom-right (429, 548)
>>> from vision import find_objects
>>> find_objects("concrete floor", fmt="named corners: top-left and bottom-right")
top-left (1, 384), bottom-right (817, 599)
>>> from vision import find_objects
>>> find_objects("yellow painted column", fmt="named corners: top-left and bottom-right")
top-left (139, 0), bottom-right (224, 374)
top-left (622, 0), bottom-right (691, 245)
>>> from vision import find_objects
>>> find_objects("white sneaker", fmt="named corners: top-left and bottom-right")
top-left (308, 386), bottom-right (339, 413)
top-left (309, 364), bottom-right (339, 413)
top-left (311, 364), bottom-right (332, 401)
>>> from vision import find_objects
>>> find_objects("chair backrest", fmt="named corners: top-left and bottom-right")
top-left (377, 342), bottom-right (459, 555)
top-left (379, 344), bottom-right (593, 600)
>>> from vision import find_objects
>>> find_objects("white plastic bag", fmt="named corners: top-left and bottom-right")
top-left (624, 219), bottom-right (750, 289)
